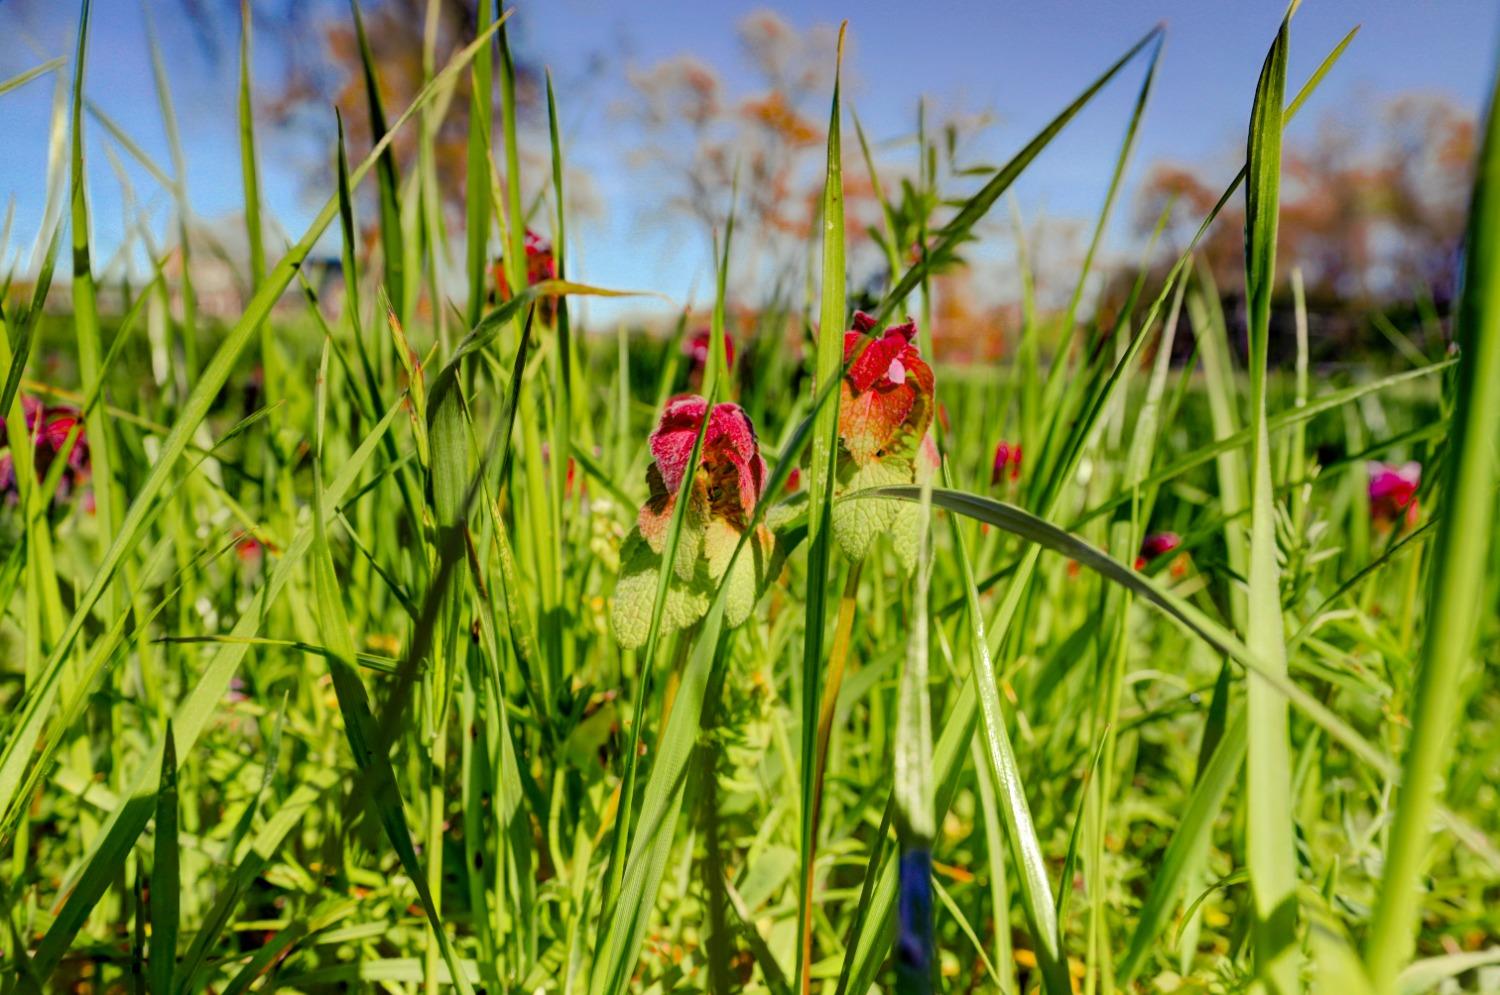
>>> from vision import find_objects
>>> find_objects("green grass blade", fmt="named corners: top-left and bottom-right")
top-left (350, 0), bottom-right (406, 320)
top-left (466, 0), bottom-right (494, 327)
top-left (874, 27), bottom-right (1159, 324)
top-left (797, 24), bottom-right (846, 994)
top-left (148, 724), bottom-right (179, 995)
top-left (237, 0), bottom-right (265, 291)
top-left (69, 0), bottom-right (120, 577)
top-left (497, 16), bottom-right (525, 303)
top-left (893, 484), bottom-right (935, 995)
top-left (310, 340), bottom-right (475, 995)
top-left (1364, 47), bottom-right (1500, 991)
top-left (0, 57), bottom-right (65, 98)
top-left (0, 20), bottom-right (508, 837)
top-left (1242, 13), bottom-right (1299, 992)
top-left (143, 0), bottom-right (199, 375)
top-left (1117, 710), bottom-right (1248, 984)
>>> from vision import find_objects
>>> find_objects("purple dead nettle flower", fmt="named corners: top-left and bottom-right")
top-left (683, 327), bottom-right (736, 382)
top-left (1, 395), bottom-right (90, 504)
top-left (830, 312), bottom-right (939, 571)
top-left (610, 395), bottom-right (777, 648)
top-left (1368, 461), bottom-right (1421, 529)
top-left (990, 441), bottom-right (1022, 486)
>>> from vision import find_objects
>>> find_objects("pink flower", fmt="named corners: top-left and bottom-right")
top-left (612, 394), bottom-right (777, 647)
top-left (638, 395), bottom-right (769, 551)
top-left (1135, 532), bottom-right (1182, 571)
top-left (1, 395), bottom-right (89, 504)
top-left (829, 313), bottom-right (938, 570)
top-left (1368, 461), bottom-right (1420, 528)
top-left (493, 229), bottom-right (559, 320)
top-left (684, 328), bottom-right (736, 376)
top-left (838, 312), bottom-right (935, 466)
top-left (991, 441), bottom-right (1022, 485)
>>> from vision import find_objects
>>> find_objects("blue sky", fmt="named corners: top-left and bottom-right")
top-left (1, 0), bottom-right (1496, 318)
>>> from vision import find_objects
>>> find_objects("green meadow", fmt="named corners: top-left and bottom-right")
top-left (1, 3), bottom-right (1498, 993)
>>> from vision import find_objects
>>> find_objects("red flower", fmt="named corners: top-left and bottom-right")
top-left (1368, 461), bottom-right (1420, 529)
top-left (991, 441), bottom-right (1022, 485)
top-left (638, 395), bottom-right (769, 551)
top-left (1, 395), bottom-right (89, 504)
top-left (493, 229), bottom-right (558, 319)
top-left (1135, 532), bottom-right (1182, 571)
top-left (830, 313), bottom-right (938, 570)
top-left (612, 394), bottom-right (776, 647)
top-left (838, 311), bottom-right (935, 465)
top-left (684, 328), bottom-right (736, 377)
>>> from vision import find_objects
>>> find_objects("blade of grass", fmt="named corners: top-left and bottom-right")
top-left (0, 18), bottom-right (510, 840)
top-left (893, 484), bottom-right (934, 995)
top-left (1364, 47), bottom-right (1500, 991)
top-left (142, 0), bottom-right (199, 378)
top-left (873, 26), bottom-right (1160, 325)
top-left (148, 724), bottom-right (179, 995)
top-left (466, 0), bottom-right (494, 328)
top-left (0, 56), bottom-right (65, 99)
top-left (1117, 710), bottom-right (1248, 984)
top-left (798, 25), bottom-right (846, 994)
top-left (350, 0), bottom-right (406, 322)
top-left (1242, 13), bottom-right (1299, 991)
top-left (70, 0), bottom-right (121, 597)
top-left (310, 338), bottom-right (475, 995)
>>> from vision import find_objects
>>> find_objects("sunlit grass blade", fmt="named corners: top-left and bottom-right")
top-left (0, 19), bottom-right (509, 839)
top-left (237, 0), bottom-right (265, 293)
top-left (0, 57), bottom-right (65, 99)
top-left (310, 338), bottom-right (475, 995)
top-left (148, 724), bottom-right (179, 995)
top-left (143, 0), bottom-right (199, 376)
top-left (176, 767), bottom-right (335, 995)
top-left (1117, 710), bottom-right (1248, 984)
top-left (797, 24), bottom-right (846, 994)
top-left (497, 15), bottom-right (525, 304)
top-left (874, 26), bottom-right (1160, 323)
top-left (69, 0), bottom-right (119, 576)
top-left (466, 0), bottom-right (494, 327)
top-left (350, 0), bottom-right (407, 320)
top-left (1364, 45), bottom-right (1500, 991)
top-left (1242, 12), bottom-right (1299, 992)
top-left (893, 484), bottom-right (934, 995)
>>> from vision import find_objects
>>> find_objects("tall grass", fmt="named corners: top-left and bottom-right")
top-left (1, 4), bottom-right (1497, 994)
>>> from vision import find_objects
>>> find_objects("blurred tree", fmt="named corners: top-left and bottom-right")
top-left (1137, 92), bottom-right (1474, 305)
top-left (622, 11), bottom-right (889, 298)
